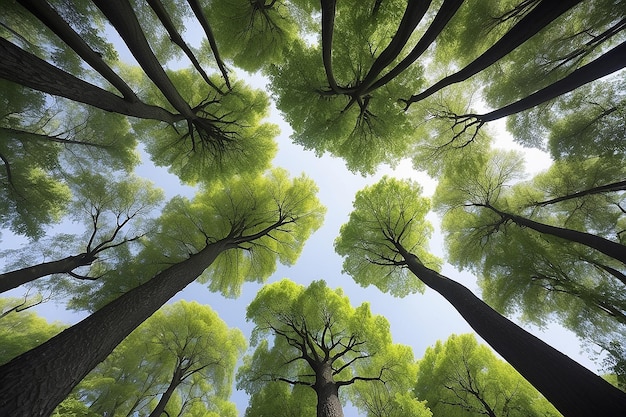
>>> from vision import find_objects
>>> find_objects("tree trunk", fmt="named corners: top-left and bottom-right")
top-left (396, 244), bottom-right (626, 417)
top-left (476, 40), bottom-right (626, 122)
top-left (92, 0), bottom-right (196, 119)
top-left (16, 0), bottom-right (139, 101)
top-left (147, 367), bottom-right (183, 417)
top-left (367, 0), bottom-right (464, 93)
top-left (0, 38), bottom-right (180, 123)
top-left (0, 240), bottom-right (232, 417)
top-left (533, 180), bottom-right (626, 207)
top-left (0, 253), bottom-right (96, 294)
top-left (314, 362), bottom-right (344, 417)
top-left (485, 204), bottom-right (626, 264)
top-left (404, 0), bottom-right (582, 106)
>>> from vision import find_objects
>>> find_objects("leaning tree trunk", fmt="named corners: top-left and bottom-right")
top-left (484, 203), bottom-right (626, 265)
top-left (0, 240), bottom-right (232, 417)
top-left (474, 40), bottom-right (626, 122)
top-left (147, 366), bottom-right (184, 417)
top-left (396, 243), bottom-right (626, 417)
top-left (314, 362), bottom-right (344, 417)
top-left (404, 0), bottom-right (582, 106)
top-left (0, 253), bottom-right (96, 294)
top-left (0, 38), bottom-right (181, 123)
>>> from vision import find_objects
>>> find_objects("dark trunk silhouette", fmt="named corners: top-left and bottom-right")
top-left (394, 243), bottom-right (626, 417)
top-left (482, 203), bottom-right (626, 264)
top-left (368, 0), bottom-right (464, 92)
top-left (0, 253), bottom-right (96, 294)
top-left (0, 38), bottom-right (180, 123)
top-left (17, 0), bottom-right (139, 101)
top-left (532, 180), bottom-right (626, 207)
top-left (0, 240), bottom-right (232, 417)
top-left (404, 0), bottom-right (582, 107)
top-left (145, 0), bottom-right (223, 94)
top-left (473, 41), bottom-right (626, 122)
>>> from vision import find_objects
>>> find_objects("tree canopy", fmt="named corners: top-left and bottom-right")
top-left (1, 0), bottom-right (625, 416)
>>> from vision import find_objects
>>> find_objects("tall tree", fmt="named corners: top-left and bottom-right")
top-left (236, 279), bottom-right (418, 417)
top-left (335, 176), bottom-right (626, 417)
top-left (0, 169), bottom-right (325, 417)
top-left (0, 172), bottom-right (164, 293)
top-left (415, 334), bottom-right (561, 417)
top-left (59, 300), bottom-right (244, 417)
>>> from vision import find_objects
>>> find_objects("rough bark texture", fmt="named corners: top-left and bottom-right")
top-left (0, 240), bottom-right (231, 417)
top-left (314, 362), bottom-right (344, 417)
top-left (397, 244), bottom-right (626, 417)
top-left (0, 253), bottom-right (96, 294)
top-left (0, 38), bottom-right (180, 123)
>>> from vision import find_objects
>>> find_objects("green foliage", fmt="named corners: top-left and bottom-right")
top-left (268, 0), bottom-right (426, 174)
top-left (208, 0), bottom-right (314, 72)
top-left (335, 176), bottom-right (441, 297)
top-left (244, 383), bottom-right (317, 417)
top-left (59, 300), bottom-right (245, 416)
top-left (138, 71), bottom-right (279, 184)
top-left (0, 298), bottom-right (66, 365)
top-left (415, 334), bottom-right (562, 417)
top-left (149, 168), bottom-right (325, 297)
top-left (238, 279), bottom-right (416, 413)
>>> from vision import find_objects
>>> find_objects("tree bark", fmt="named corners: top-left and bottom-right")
top-left (404, 0), bottom-right (582, 107)
top-left (0, 240), bottom-right (232, 417)
top-left (484, 203), bottom-right (626, 265)
top-left (367, 0), bottom-right (464, 93)
top-left (145, 0), bottom-right (223, 94)
top-left (93, 0), bottom-right (197, 119)
top-left (16, 0), bottom-right (139, 101)
top-left (147, 366), bottom-right (183, 417)
top-left (0, 37), bottom-right (181, 123)
top-left (0, 253), bottom-right (96, 294)
top-left (475, 40), bottom-right (626, 122)
top-left (395, 244), bottom-right (626, 417)
top-left (314, 362), bottom-right (344, 417)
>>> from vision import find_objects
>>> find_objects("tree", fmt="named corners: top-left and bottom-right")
top-left (335, 176), bottom-right (626, 417)
top-left (0, 171), bottom-right (164, 293)
top-left (59, 300), bottom-right (244, 417)
top-left (415, 334), bottom-right (561, 417)
top-left (432, 147), bottom-right (626, 363)
top-left (236, 279), bottom-right (418, 417)
top-left (0, 168), bottom-right (325, 417)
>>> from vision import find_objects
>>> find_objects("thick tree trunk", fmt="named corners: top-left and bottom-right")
top-left (314, 363), bottom-right (344, 417)
top-left (0, 253), bottom-right (96, 294)
top-left (404, 0), bottom-right (582, 106)
top-left (0, 38), bottom-right (180, 123)
top-left (17, 0), bottom-right (139, 101)
top-left (0, 240), bottom-right (232, 417)
top-left (485, 204), bottom-right (626, 265)
top-left (396, 244), bottom-right (626, 417)
top-left (357, 1), bottom-right (431, 91)
top-left (93, 0), bottom-right (196, 119)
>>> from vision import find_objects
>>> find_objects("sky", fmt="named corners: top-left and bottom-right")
top-left (0, 12), bottom-right (604, 417)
